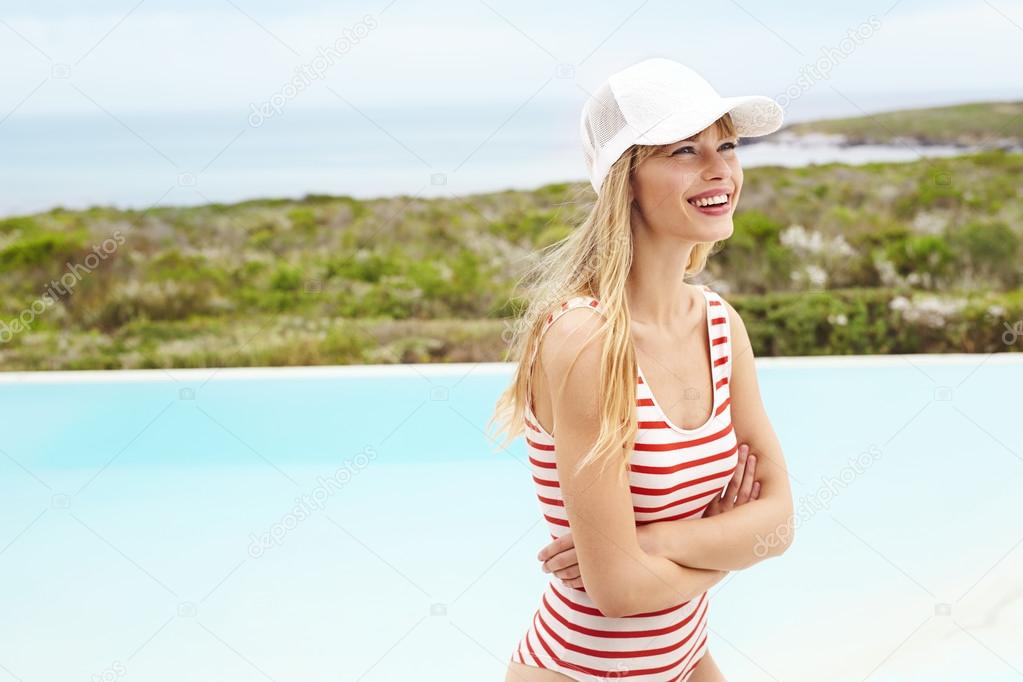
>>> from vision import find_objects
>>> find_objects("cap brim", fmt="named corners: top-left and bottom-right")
top-left (718, 95), bottom-right (784, 137)
top-left (633, 95), bottom-right (784, 146)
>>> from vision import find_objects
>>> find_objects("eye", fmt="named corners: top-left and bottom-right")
top-left (671, 141), bottom-right (739, 156)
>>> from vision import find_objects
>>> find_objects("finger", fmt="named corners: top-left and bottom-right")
top-left (737, 454), bottom-right (757, 502)
top-left (732, 443), bottom-right (750, 488)
top-left (542, 548), bottom-right (578, 573)
top-left (562, 577), bottom-right (584, 589)
top-left (705, 490), bottom-right (725, 516)
top-left (735, 452), bottom-right (756, 504)
top-left (540, 531), bottom-right (572, 560)
top-left (554, 566), bottom-right (580, 580)
top-left (723, 444), bottom-right (749, 508)
top-left (537, 531), bottom-right (573, 562)
top-left (752, 481), bottom-right (761, 499)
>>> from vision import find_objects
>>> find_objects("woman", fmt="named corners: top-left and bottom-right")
top-left (489, 57), bottom-right (796, 682)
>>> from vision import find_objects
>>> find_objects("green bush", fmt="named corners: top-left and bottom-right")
top-left (490, 209), bottom-right (561, 243)
top-left (0, 230), bottom-right (88, 267)
top-left (327, 251), bottom-right (401, 283)
top-left (719, 211), bottom-right (797, 293)
top-left (270, 264), bottom-right (304, 292)
top-left (288, 207), bottom-right (319, 232)
top-left (0, 216), bottom-right (40, 234)
top-left (95, 280), bottom-right (215, 330)
top-left (948, 221), bottom-right (1021, 287)
top-left (535, 223), bottom-right (573, 248)
top-left (881, 234), bottom-right (956, 288)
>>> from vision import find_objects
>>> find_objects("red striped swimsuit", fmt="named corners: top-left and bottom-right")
top-left (511, 285), bottom-right (738, 682)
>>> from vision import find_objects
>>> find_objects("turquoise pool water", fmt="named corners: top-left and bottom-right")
top-left (1, 355), bottom-right (1021, 681)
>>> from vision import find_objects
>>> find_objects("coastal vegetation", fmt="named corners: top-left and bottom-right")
top-left (1, 145), bottom-right (1021, 370)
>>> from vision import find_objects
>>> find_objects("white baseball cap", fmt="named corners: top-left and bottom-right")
top-left (580, 57), bottom-right (784, 194)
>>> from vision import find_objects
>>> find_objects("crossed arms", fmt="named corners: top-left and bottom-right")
top-left (535, 301), bottom-right (795, 618)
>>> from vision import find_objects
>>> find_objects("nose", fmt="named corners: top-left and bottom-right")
top-left (702, 149), bottom-right (733, 181)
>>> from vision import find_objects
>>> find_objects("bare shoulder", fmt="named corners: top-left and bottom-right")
top-left (537, 305), bottom-right (608, 390)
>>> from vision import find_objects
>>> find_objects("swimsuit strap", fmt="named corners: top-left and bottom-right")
top-left (702, 285), bottom-right (733, 384)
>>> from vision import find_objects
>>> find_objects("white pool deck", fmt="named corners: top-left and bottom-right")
top-left (1, 351), bottom-right (1020, 383)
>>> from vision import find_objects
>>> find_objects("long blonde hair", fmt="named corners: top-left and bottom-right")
top-left (486, 114), bottom-right (737, 484)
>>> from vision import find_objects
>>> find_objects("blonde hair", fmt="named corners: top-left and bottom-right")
top-left (486, 114), bottom-right (737, 484)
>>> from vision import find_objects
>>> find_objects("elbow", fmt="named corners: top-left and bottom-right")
top-left (582, 566), bottom-right (639, 618)
top-left (594, 591), bottom-right (649, 619)
top-left (594, 598), bottom-right (628, 620)
top-left (585, 581), bottom-right (631, 619)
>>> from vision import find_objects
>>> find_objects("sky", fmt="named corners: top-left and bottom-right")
top-left (2, 0), bottom-right (1021, 118)
top-left (1, 0), bottom-right (1021, 214)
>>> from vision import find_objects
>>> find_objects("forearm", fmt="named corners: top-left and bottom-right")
top-left (609, 551), bottom-right (728, 618)
top-left (647, 497), bottom-right (793, 571)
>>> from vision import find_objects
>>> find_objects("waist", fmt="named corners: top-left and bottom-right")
top-left (542, 577), bottom-right (706, 623)
top-left (530, 581), bottom-right (710, 671)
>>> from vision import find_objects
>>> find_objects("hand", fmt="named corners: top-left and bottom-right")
top-left (537, 532), bottom-right (584, 589)
top-left (536, 524), bottom-right (663, 590)
top-left (703, 443), bottom-right (760, 518)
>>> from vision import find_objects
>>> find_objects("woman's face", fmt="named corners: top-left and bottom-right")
top-left (629, 123), bottom-right (742, 242)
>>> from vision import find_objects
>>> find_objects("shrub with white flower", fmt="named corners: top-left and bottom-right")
top-left (888, 294), bottom-right (967, 328)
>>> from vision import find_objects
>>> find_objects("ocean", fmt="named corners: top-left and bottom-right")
top-left (1, 89), bottom-right (1011, 218)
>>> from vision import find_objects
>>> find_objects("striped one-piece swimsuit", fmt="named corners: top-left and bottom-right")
top-left (510, 285), bottom-right (739, 682)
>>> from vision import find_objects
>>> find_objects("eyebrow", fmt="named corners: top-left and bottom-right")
top-left (675, 134), bottom-right (736, 145)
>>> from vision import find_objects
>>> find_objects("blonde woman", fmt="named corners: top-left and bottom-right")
top-left (489, 58), bottom-right (796, 682)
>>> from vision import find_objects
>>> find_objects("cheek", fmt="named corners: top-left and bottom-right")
top-left (636, 159), bottom-right (712, 214)
top-left (656, 166), bottom-right (696, 203)
top-left (637, 167), bottom-right (688, 211)
top-left (650, 183), bottom-right (690, 215)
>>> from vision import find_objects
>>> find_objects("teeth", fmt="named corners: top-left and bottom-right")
top-left (689, 194), bottom-right (729, 207)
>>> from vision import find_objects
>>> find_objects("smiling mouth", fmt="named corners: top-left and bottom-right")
top-left (687, 193), bottom-right (731, 208)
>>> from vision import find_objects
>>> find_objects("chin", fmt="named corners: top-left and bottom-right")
top-left (709, 220), bottom-right (734, 241)
top-left (683, 212), bottom-right (735, 240)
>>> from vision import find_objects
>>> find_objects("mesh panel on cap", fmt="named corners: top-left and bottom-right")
top-left (582, 82), bottom-right (628, 175)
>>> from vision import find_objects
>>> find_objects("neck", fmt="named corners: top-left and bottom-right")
top-left (624, 239), bottom-right (702, 330)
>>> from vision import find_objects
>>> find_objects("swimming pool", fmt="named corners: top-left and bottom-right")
top-left (1, 354), bottom-right (1020, 681)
